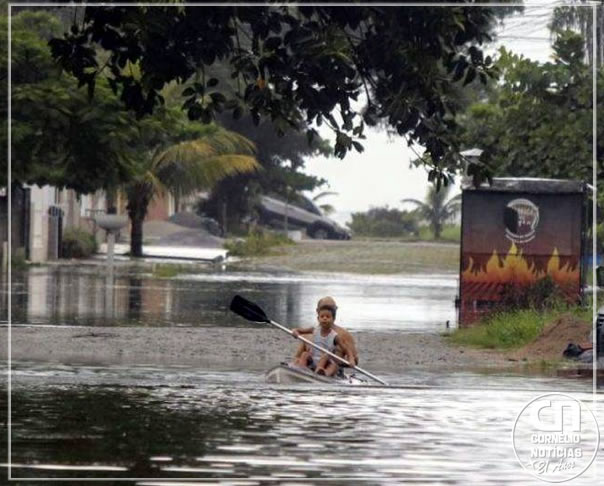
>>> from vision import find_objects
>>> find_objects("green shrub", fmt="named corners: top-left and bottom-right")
top-left (224, 230), bottom-right (293, 257)
top-left (62, 227), bottom-right (97, 258)
top-left (348, 207), bottom-right (420, 237)
top-left (440, 225), bottom-right (461, 242)
top-left (450, 303), bottom-right (590, 350)
top-left (498, 276), bottom-right (569, 312)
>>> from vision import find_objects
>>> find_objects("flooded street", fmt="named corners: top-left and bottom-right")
top-left (6, 266), bottom-right (457, 331)
top-left (3, 267), bottom-right (603, 484)
top-left (3, 362), bottom-right (602, 483)
top-left (8, 0), bottom-right (604, 482)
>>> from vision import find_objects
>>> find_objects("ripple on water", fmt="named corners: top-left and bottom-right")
top-left (4, 364), bottom-right (602, 483)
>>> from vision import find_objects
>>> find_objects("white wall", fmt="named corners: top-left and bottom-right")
top-left (26, 186), bottom-right (108, 262)
top-left (27, 185), bottom-right (55, 263)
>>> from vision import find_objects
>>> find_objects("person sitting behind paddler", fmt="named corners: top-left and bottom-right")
top-left (292, 296), bottom-right (357, 376)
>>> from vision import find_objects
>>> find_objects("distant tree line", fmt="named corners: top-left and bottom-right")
top-left (348, 207), bottom-right (420, 238)
top-left (348, 184), bottom-right (461, 239)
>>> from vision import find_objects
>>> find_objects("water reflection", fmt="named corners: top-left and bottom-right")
top-left (3, 364), bottom-right (602, 483)
top-left (7, 386), bottom-right (255, 480)
top-left (3, 267), bottom-right (457, 331)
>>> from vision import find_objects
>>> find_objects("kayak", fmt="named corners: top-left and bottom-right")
top-left (230, 295), bottom-right (388, 386)
top-left (265, 362), bottom-right (368, 385)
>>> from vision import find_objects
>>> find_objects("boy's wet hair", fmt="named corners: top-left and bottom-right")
top-left (318, 304), bottom-right (337, 319)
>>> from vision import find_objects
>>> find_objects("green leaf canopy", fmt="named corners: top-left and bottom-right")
top-left (49, 5), bottom-right (501, 183)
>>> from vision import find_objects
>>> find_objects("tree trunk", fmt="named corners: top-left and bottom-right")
top-left (174, 191), bottom-right (180, 213)
top-left (221, 200), bottom-right (228, 235)
top-left (130, 212), bottom-right (144, 257)
top-left (127, 186), bottom-right (152, 258)
top-left (434, 222), bottom-right (442, 240)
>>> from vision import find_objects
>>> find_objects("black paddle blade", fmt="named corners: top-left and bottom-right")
top-left (230, 295), bottom-right (270, 323)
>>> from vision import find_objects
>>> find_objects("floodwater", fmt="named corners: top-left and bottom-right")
top-left (2, 362), bottom-right (602, 484)
top-left (4, 266), bottom-right (458, 331)
top-left (3, 267), bottom-right (602, 484)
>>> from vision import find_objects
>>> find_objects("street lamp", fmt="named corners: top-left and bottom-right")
top-left (459, 148), bottom-right (483, 189)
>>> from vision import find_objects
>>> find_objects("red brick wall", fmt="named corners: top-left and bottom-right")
top-left (146, 193), bottom-right (171, 221)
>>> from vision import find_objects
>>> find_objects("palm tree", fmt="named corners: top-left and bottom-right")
top-left (126, 125), bottom-right (259, 257)
top-left (402, 185), bottom-right (461, 240)
top-left (312, 191), bottom-right (339, 216)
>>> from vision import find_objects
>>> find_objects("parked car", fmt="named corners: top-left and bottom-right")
top-left (257, 195), bottom-right (351, 240)
top-left (168, 211), bottom-right (224, 237)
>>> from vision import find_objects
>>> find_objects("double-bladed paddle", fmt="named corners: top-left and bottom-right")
top-left (229, 294), bottom-right (388, 385)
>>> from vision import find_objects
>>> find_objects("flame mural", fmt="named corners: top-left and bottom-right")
top-left (462, 243), bottom-right (579, 286)
top-left (459, 244), bottom-right (581, 325)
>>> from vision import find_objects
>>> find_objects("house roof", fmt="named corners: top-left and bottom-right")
top-left (463, 178), bottom-right (587, 194)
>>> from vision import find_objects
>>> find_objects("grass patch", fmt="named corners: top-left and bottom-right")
top-left (240, 238), bottom-right (459, 274)
top-left (449, 304), bottom-right (591, 350)
top-left (152, 263), bottom-right (190, 278)
top-left (449, 308), bottom-right (552, 349)
top-left (439, 225), bottom-right (461, 242)
top-left (224, 230), bottom-right (294, 257)
top-left (418, 224), bottom-right (460, 242)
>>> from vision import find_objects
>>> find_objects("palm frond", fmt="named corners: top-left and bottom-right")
top-left (148, 127), bottom-right (259, 193)
top-left (154, 139), bottom-right (217, 169)
top-left (401, 198), bottom-right (429, 212)
top-left (313, 191), bottom-right (339, 202)
top-left (188, 154), bottom-right (260, 188)
top-left (319, 204), bottom-right (336, 216)
top-left (146, 170), bottom-right (169, 197)
top-left (401, 198), bottom-right (425, 206)
top-left (203, 129), bottom-right (256, 156)
top-left (156, 152), bottom-right (259, 196)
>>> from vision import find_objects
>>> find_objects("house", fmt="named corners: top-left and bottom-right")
top-left (0, 184), bottom-right (183, 264)
top-left (27, 186), bottom-right (110, 262)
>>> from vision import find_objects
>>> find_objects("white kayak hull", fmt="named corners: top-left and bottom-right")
top-left (265, 363), bottom-right (367, 385)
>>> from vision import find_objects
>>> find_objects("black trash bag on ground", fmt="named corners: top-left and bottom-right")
top-left (563, 343), bottom-right (585, 359)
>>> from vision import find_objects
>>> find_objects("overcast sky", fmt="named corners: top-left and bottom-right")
top-left (304, 2), bottom-right (557, 225)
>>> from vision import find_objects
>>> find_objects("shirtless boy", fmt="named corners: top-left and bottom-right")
top-left (292, 296), bottom-right (357, 376)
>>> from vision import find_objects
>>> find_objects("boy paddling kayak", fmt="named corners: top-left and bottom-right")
top-left (229, 294), bottom-right (387, 385)
top-left (291, 296), bottom-right (358, 377)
